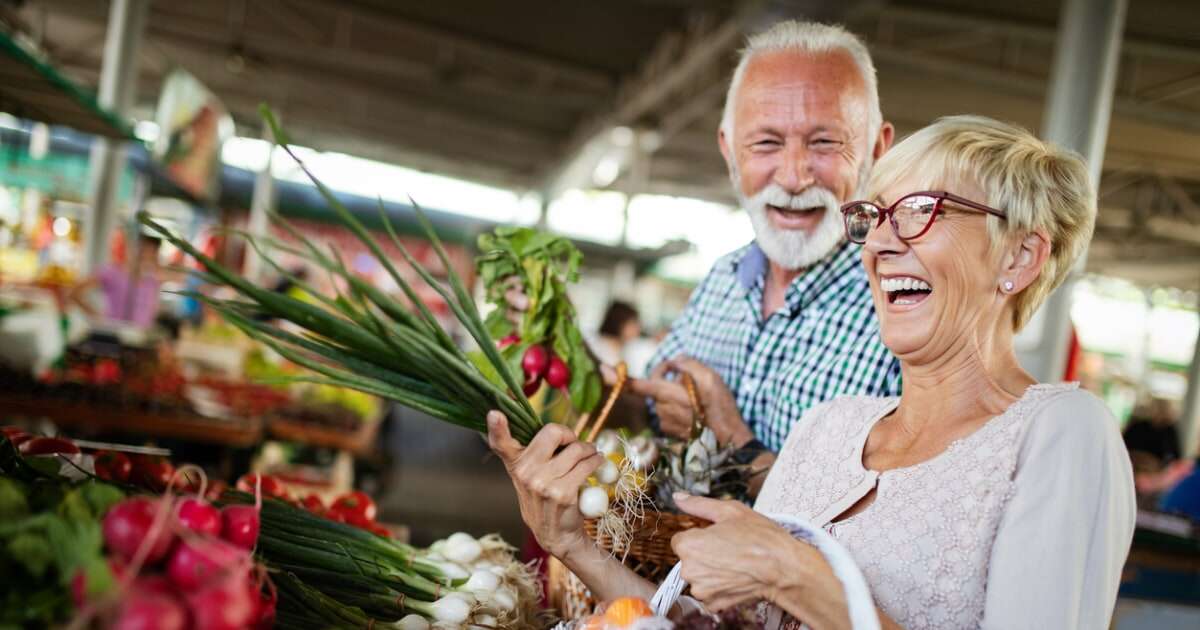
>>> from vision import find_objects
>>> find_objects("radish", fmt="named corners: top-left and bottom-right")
top-left (167, 538), bottom-right (247, 591)
top-left (112, 588), bottom-right (187, 630)
top-left (497, 333), bottom-right (520, 350)
top-left (545, 354), bottom-right (570, 390)
top-left (187, 572), bottom-right (256, 630)
top-left (221, 504), bottom-right (260, 549)
top-left (521, 345), bottom-right (549, 379)
top-left (176, 498), bottom-right (222, 537)
top-left (103, 497), bottom-right (175, 564)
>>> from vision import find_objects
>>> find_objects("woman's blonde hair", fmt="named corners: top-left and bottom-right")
top-left (867, 115), bottom-right (1096, 331)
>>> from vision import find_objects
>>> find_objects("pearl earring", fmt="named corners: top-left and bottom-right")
top-left (1002, 281), bottom-right (1014, 292)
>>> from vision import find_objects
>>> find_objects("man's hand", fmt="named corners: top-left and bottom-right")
top-left (629, 356), bottom-right (754, 447)
top-left (486, 411), bottom-right (604, 559)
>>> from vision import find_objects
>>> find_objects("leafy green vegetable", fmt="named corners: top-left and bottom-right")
top-left (476, 227), bottom-right (601, 412)
top-left (7, 532), bottom-right (52, 579)
top-left (0, 478), bottom-right (28, 522)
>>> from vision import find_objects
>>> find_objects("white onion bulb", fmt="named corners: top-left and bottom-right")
top-left (593, 430), bottom-right (621, 455)
top-left (430, 596), bottom-right (472, 624)
top-left (595, 458), bottom-right (620, 484)
top-left (465, 570), bottom-right (501, 595)
top-left (578, 485), bottom-right (609, 518)
top-left (398, 614), bottom-right (431, 630)
top-left (488, 587), bottom-right (516, 613)
top-left (444, 532), bottom-right (483, 564)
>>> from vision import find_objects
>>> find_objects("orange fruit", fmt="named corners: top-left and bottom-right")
top-left (603, 597), bottom-right (654, 628)
top-left (580, 614), bottom-right (607, 630)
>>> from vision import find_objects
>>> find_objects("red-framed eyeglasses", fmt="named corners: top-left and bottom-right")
top-left (839, 190), bottom-right (1007, 244)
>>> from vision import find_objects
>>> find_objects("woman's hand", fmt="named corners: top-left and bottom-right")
top-left (672, 494), bottom-right (852, 629)
top-left (486, 411), bottom-right (604, 560)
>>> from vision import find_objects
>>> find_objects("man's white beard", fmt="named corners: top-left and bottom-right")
top-left (741, 184), bottom-right (846, 271)
top-left (734, 159), bottom-right (871, 271)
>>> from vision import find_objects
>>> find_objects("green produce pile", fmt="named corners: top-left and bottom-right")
top-left (1, 439), bottom-right (125, 627)
top-left (476, 228), bottom-right (602, 413)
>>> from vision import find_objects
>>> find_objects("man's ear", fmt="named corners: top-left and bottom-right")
top-left (1003, 230), bottom-right (1052, 293)
top-left (874, 121), bottom-right (895, 160)
top-left (718, 126), bottom-right (733, 172)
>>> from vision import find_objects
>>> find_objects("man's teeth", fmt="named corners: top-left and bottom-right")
top-left (881, 277), bottom-right (933, 293)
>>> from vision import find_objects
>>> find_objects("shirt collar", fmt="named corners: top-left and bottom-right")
top-left (732, 240), bottom-right (864, 312)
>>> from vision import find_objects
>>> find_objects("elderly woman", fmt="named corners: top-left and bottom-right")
top-left (486, 115), bottom-right (1135, 629)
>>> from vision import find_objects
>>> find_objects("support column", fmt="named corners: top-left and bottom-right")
top-left (1180, 295), bottom-right (1200, 458)
top-left (82, 0), bottom-right (149, 275)
top-left (1022, 0), bottom-right (1127, 382)
top-left (243, 123), bottom-right (277, 283)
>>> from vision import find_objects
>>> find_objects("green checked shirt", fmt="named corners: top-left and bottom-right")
top-left (648, 240), bottom-right (901, 452)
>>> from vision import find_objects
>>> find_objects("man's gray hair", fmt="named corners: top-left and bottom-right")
top-left (720, 21), bottom-right (882, 144)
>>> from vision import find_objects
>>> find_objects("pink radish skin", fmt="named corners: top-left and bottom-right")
top-left (521, 345), bottom-right (549, 379)
top-left (102, 498), bottom-right (175, 564)
top-left (497, 333), bottom-right (520, 350)
top-left (176, 498), bottom-right (222, 537)
top-left (220, 505), bottom-right (260, 549)
top-left (187, 574), bottom-right (256, 630)
top-left (112, 589), bottom-right (187, 630)
top-left (167, 538), bottom-right (248, 591)
top-left (545, 354), bottom-right (570, 390)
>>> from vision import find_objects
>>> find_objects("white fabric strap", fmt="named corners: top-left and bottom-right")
top-left (648, 514), bottom-right (880, 630)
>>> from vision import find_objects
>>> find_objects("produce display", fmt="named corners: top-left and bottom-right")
top-left (224, 492), bottom-right (545, 629)
top-left (139, 107), bottom-right (543, 445)
top-left (0, 433), bottom-right (274, 629)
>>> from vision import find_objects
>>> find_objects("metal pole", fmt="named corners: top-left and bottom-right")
top-left (1180, 293), bottom-right (1200, 458)
top-left (244, 122), bottom-right (277, 283)
top-left (1024, 0), bottom-right (1127, 382)
top-left (82, 0), bottom-right (150, 275)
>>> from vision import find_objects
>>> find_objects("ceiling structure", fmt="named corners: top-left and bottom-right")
top-left (4, 0), bottom-right (1200, 288)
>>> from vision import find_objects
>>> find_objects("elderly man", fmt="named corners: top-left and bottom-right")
top-left (630, 21), bottom-right (900, 481)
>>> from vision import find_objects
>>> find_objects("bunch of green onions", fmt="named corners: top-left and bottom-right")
top-left (139, 106), bottom-right (542, 444)
top-left (230, 494), bottom-right (530, 628)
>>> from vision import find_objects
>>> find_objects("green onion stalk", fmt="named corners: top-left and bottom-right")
top-left (138, 105), bottom-right (542, 444)
top-left (224, 494), bottom-right (535, 628)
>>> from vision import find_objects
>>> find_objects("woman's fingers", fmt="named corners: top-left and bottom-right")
top-left (542, 441), bottom-right (600, 479)
top-left (486, 411), bottom-right (522, 466)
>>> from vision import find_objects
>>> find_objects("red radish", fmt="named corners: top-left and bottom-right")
top-left (521, 345), bottom-right (549, 378)
top-left (176, 497), bottom-right (222, 536)
top-left (167, 538), bottom-right (247, 591)
top-left (7, 433), bottom-right (31, 449)
top-left (523, 374), bottom-right (542, 397)
top-left (103, 497), bottom-right (175, 564)
top-left (545, 354), bottom-right (571, 390)
top-left (236, 473), bottom-right (288, 500)
top-left (1, 426), bottom-right (24, 439)
top-left (94, 450), bottom-right (133, 483)
top-left (19, 436), bottom-right (80, 455)
top-left (187, 573), bottom-right (256, 630)
top-left (113, 588), bottom-right (187, 630)
top-left (221, 505), bottom-right (260, 549)
top-left (497, 333), bottom-right (520, 350)
top-left (204, 480), bottom-right (228, 503)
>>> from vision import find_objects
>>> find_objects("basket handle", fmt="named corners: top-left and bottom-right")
top-left (648, 513), bottom-right (881, 630)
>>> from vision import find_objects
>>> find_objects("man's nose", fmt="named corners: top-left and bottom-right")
top-left (773, 144), bottom-right (815, 193)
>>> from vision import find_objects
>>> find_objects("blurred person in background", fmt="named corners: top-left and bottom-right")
top-left (590, 300), bottom-right (659, 377)
top-left (629, 21), bottom-right (900, 483)
top-left (69, 232), bottom-right (164, 328)
top-left (1123, 397), bottom-right (1182, 466)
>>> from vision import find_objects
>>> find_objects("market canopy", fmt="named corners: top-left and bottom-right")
top-left (0, 29), bottom-right (134, 139)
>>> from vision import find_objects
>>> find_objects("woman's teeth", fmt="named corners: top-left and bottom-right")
top-left (881, 276), bottom-right (933, 305)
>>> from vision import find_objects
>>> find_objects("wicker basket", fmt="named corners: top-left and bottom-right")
top-left (547, 510), bottom-right (710, 618)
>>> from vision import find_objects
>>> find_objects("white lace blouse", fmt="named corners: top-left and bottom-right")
top-left (754, 384), bottom-right (1136, 629)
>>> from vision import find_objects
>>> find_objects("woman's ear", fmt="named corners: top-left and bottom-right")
top-left (1001, 230), bottom-right (1052, 293)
